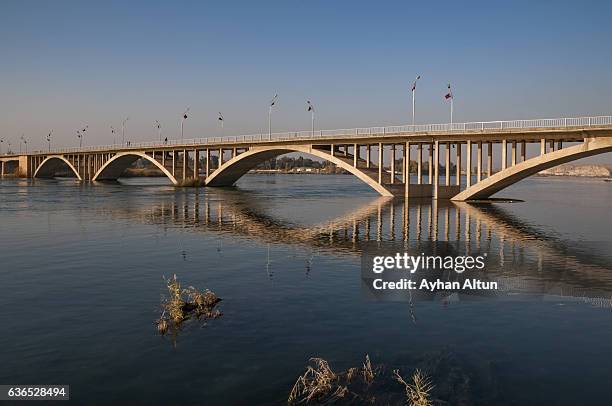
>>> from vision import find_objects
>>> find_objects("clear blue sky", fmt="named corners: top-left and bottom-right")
top-left (1, 0), bottom-right (612, 154)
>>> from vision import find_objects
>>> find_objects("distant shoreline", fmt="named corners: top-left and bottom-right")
top-left (537, 164), bottom-right (611, 178)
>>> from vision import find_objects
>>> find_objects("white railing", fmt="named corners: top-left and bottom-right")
top-left (4, 114), bottom-right (612, 157)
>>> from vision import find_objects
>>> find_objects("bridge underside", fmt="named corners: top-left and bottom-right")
top-left (34, 156), bottom-right (81, 180)
top-left (452, 137), bottom-right (612, 200)
top-left (93, 152), bottom-right (178, 185)
top-left (205, 145), bottom-right (422, 197)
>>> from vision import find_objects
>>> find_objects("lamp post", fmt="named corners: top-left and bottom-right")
top-left (20, 135), bottom-right (27, 153)
top-left (77, 126), bottom-right (88, 148)
top-left (218, 112), bottom-right (224, 129)
top-left (122, 117), bottom-right (129, 145)
top-left (306, 100), bottom-right (315, 136)
top-left (181, 108), bottom-right (190, 141)
top-left (46, 131), bottom-right (52, 152)
top-left (111, 126), bottom-right (116, 145)
top-left (0, 138), bottom-right (4, 155)
top-left (268, 94), bottom-right (278, 140)
top-left (445, 83), bottom-right (454, 125)
top-left (411, 75), bottom-right (421, 126)
top-left (155, 120), bottom-right (162, 142)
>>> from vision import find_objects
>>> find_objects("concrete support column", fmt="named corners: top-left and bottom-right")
top-left (378, 143), bottom-right (383, 184)
top-left (445, 142), bottom-right (450, 186)
top-left (456, 142), bottom-right (461, 186)
top-left (193, 149), bottom-right (199, 179)
top-left (549, 140), bottom-right (555, 152)
top-left (366, 145), bottom-right (370, 168)
top-left (557, 140), bottom-right (562, 150)
top-left (85, 155), bottom-right (90, 180)
top-left (1, 161), bottom-right (4, 177)
top-left (428, 144), bottom-right (433, 184)
top-left (540, 139), bottom-right (546, 155)
top-left (353, 144), bottom-right (358, 168)
top-left (501, 140), bottom-right (507, 170)
top-left (205, 149), bottom-right (210, 178)
top-left (390, 144), bottom-right (396, 184)
top-left (402, 144), bottom-right (407, 183)
top-left (232, 147), bottom-right (237, 158)
top-left (417, 143), bottom-right (423, 184)
top-left (511, 141), bottom-right (517, 166)
top-left (487, 142), bottom-right (492, 177)
top-left (477, 141), bottom-right (482, 183)
top-left (219, 149), bottom-right (223, 166)
top-left (172, 150), bottom-right (176, 177)
top-left (466, 140), bottom-right (472, 188)
top-left (404, 142), bottom-right (410, 196)
top-left (344, 145), bottom-right (348, 157)
top-left (330, 144), bottom-right (334, 157)
top-left (433, 140), bottom-right (440, 199)
top-left (521, 141), bottom-right (526, 162)
top-left (182, 149), bottom-right (187, 181)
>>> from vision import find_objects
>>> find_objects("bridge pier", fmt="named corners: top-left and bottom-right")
top-left (417, 143), bottom-right (423, 184)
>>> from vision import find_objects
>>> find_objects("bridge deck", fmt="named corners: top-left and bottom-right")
top-left (2, 115), bottom-right (612, 158)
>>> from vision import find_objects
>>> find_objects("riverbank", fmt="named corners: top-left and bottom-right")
top-left (538, 164), bottom-right (611, 177)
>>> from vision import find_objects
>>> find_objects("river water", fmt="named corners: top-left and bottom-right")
top-left (0, 174), bottom-right (611, 405)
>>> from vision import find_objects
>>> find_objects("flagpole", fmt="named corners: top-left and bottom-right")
top-left (411, 75), bottom-right (420, 127)
top-left (412, 88), bottom-right (416, 127)
top-left (450, 97), bottom-right (453, 126)
top-left (311, 110), bottom-right (314, 137)
top-left (268, 94), bottom-right (277, 141)
top-left (268, 105), bottom-right (272, 140)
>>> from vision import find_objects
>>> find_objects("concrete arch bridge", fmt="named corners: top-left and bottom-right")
top-left (1, 115), bottom-right (611, 200)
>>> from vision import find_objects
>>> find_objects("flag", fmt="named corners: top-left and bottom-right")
top-left (218, 112), bottom-right (224, 121)
top-left (270, 94), bottom-right (278, 107)
top-left (411, 75), bottom-right (421, 91)
top-left (307, 101), bottom-right (313, 112)
top-left (445, 84), bottom-right (453, 100)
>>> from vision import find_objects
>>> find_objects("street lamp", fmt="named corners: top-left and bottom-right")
top-left (77, 126), bottom-right (88, 148)
top-left (155, 120), bottom-right (162, 142)
top-left (20, 135), bottom-right (27, 153)
top-left (180, 108), bottom-right (190, 141)
top-left (122, 117), bottom-right (129, 145)
top-left (111, 126), bottom-right (116, 145)
top-left (268, 94), bottom-right (278, 140)
top-left (218, 112), bottom-right (224, 129)
top-left (445, 83), bottom-right (454, 125)
top-left (0, 138), bottom-right (4, 155)
top-left (306, 100), bottom-right (315, 136)
top-left (46, 131), bottom-right (53, 152)
top-left (411, 75), bottom-right (421, 126)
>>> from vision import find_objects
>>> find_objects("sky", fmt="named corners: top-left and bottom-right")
top-left (1, 0), bottom-right (612, 159)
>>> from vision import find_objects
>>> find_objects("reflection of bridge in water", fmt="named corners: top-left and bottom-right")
top-left (104, 191), bottom-right (612, 307)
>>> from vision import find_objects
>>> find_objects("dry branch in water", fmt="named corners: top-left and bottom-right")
top-left (156, 274), bottom-right (222, 335)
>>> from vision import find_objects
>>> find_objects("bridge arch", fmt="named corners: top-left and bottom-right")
top-left (34, 156), bottom-right (82, 180)
top-left (92, 152), bottom-right (178, 184)
top-left (205, 145), bottom-right (396, 196)
top-left (452, 137), bottom-right (612, 201)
